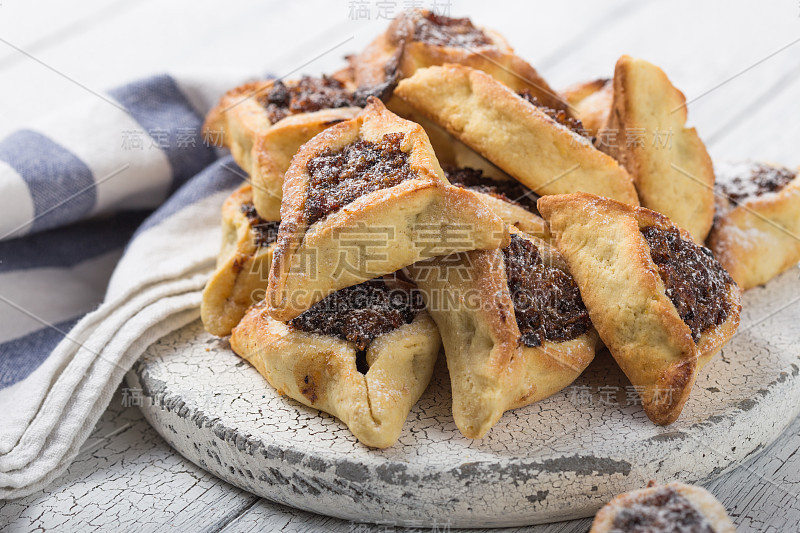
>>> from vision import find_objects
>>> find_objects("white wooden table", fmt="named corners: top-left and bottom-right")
top-left (1, 1), bottom-right (799, 530)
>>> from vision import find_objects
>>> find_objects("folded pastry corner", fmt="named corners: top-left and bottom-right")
top-left (407, 228), bottom-right (599, 438)
top-left (230, 278), bottom-right (441, 448)
top-left (395, 64), bottom-right (639, 206)
top-left (201, 184), bottom-right (278, 337)
top-left (539, 193), bottom-right (740, 425)
top-left (388, 96), bottom-right (510, 182)
top-left (444, 165), bottom-right (550, 240)
top-left (391, 104), bottom-right (550, 238)
top-left (560, 77), bottom-right (613, 138)
top-left (267, 96), bottom-right (509, 321)
top-left (598, 55), bottom-right (715, 243)
top-left (350, 9), bottom-right (565, 110)
top-left (590, 481), bottom-right (736, 533)
top-left (708, 161), bottom-right (800, 290)
top-left (203, 76), bottom-right (363, 219)
top-left (249, 106), bottom-right (363, 220)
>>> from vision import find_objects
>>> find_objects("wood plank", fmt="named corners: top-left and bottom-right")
top-left (0, 0), bottom-right (634, 139)
top-left (2, 401), bottom-right (798, 532)
top-left (210, 417), bottom-right (800, 532)
top-left (1, 0), bottom-right (795, 142)
top-left (0, 0), bottom-right (336, 138)
top-left (525, 0), bottom-right (800, 151)
top-left (4, 0), bottom-right (795, 154)
top-left (453, 0), bottom-right (644, 66)
top-left (0, 0), bottom-right (141, 66)
top-left (707, 72), bottom-right (800, 165)
top-left (0, 386), bottom-right (259, 533)
top-left (217, 498), bottom-right (594, 533)
top-left (704, 415), bottom-right (800, 531)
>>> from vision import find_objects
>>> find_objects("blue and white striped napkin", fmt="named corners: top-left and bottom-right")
top-left (0, 73), bottom-right (250, 498)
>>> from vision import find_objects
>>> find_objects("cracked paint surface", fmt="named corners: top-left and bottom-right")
top-left (126, 268), bottom-right (800, 527)
top-left (0, 387), bottom-right (259, 532)
top-left (0, 282), bottom-right (799, 533)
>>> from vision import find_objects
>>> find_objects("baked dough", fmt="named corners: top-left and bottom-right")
top-left (203, 77), bottom-right (362, 219)
top-left (350, 9), bottom-right (565, 110)
top-left (389, 97), bottom-right (511, 182)
top-left (394, 65), bottom-right (639, 205)
top-left (598, 55), bottom-right (715, 242)
top-left (249, 107), bottom-right (362, 219)
top-left (708, 161), bottom-right (800, 290)
top-left (464, 189), bottom-right (549, 240)
top-left (560, 78), bottom-right (613, 138)
top-left (538, 193), bottom-right (741, 425)
top-left (443, 165), bottom-right (550, 240)
top-left (201, 184), bottom-right (278, 336)
top-left (267, 97), bottom-right (509, 321)
top-left (390, 95), bottom-right (549, 237)
top-left (590, 481), bottom-right (736, 533)
top-left (407, 228), bottom-right (599, 438)
top-left (230, 280), bottom-right (441, 448)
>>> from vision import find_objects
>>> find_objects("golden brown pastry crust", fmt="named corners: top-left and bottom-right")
top-left (599, 55), bottom-right (715, 243)
top-left (201, 185), bottom-right (277, 337)
top-left (230, 298), bottom-right (441, 448)
top-left (590, 481), bottom-right (736, 533)
top-left (467, 190), bottom-right (550, 240)
top-left (708, 162), bottom-right (800, 290)
top-left (267, 97), bottom-right (509, 321)
top-left (249, 107), bottom-right (360, 220)
top-left (350, 9), bottom-right (565, 110)
top-left (560, 78), bottom-right (613, 138)
top-left (538, 193), bottom-right (740, 425)
top-left (203, 79), bottom-right (361, 219)
top-left (407, 228), bottom-right (599, 438)
top-left (203, 80), bottom-right (274, 176)
top-left (387, 97), bottom-right (510, 182)
top-left (394, 65), bottom-right (639, 206)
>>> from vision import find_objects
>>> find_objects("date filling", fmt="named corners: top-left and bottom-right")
top-left (240, 203), bottom-right (280, 247)
top-left (304, 132), bottom-right (416, 225)
top-left (642, 226), bottom-right (733, 342)
top-left (715, 161), bottom-right (795, 205)
top-left (444, 166), bottom-right (539, 213)
top-left (518, 90), bottom-right (590, 139)
top-left (610, 486), bottom-right (714, 533)
top-left (288, 279), bottom-right (425, 353)
top-left (502, 234), bottom-right (591, 347)
top-left (260, 76), bottom-right (356, 124)
top-left (413, 12), bottom-right (492, 48)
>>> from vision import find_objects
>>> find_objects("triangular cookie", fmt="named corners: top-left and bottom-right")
top-left (201, 184), bottom-right (278, 336)
top-left (249, 106), bottom-right (362, 220)
top-left (590, 482), bottom-right (736, 533)
top-left (391, 102), bottom-right (549, 237)
top-left (389, 97), bottom-right (511, 182)
top-left (230, 278), bottom-right (441, 448)
top-left (350, 9), bottom-right (565, 110)
top-left (203, 76), bottom-right (362, 219)
top-left (267, 97), bottom-right (509, 321)
top-left (407, 228), bottom-right (599, 438)
top-left (538, 193), bottom-right (741, 424)
top-left (598, 55), bottom-right (715, 242)
top-left (395, 64), bottom-right (639, 205)
top-left (388, 103), bottom-right (549, 236)
top-left (708, 161), bottom-right (800, 290)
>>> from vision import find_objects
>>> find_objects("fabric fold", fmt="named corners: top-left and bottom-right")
top-left (0, 71), bottom-right (249, 498)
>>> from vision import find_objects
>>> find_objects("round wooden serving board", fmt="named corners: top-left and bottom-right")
top-left (127, 267), bottom-right (800, 528)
